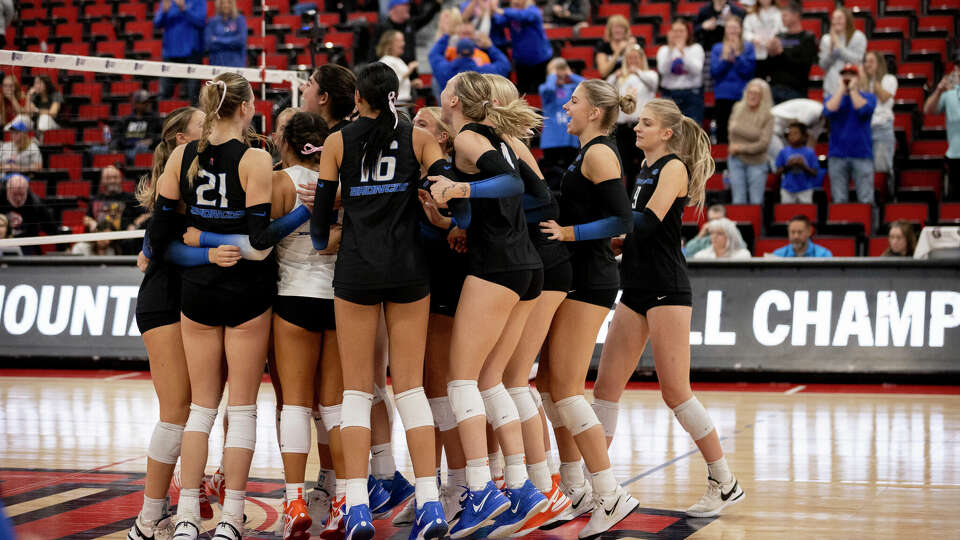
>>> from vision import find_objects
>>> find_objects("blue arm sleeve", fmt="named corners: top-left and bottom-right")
top-left (246, 204), bottom-right (310, 250)
top-left (141, 235), bottom-right (153, 258)
top-left (627, 207), bottom-right (662, 242)
top-left (571, 179), bottom-right (633, 241)
top-left (574, 216), bottom-right (629, 241)
top-left (310, 180), bottom-right (339, 250)
top-left (449, 199), bottom-right (472, 229)
top-left (164, 241), bottom-right (211, 267)
top-left (469, 174), bottom-right (524, 198)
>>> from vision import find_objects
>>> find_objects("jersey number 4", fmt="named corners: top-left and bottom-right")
top-left (360, 141), bottom-right (399, 183)
top-left (196, 170), bottom-right (228, 208)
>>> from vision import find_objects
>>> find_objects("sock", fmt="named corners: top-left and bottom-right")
top-left (448, 468), bottom-right (466, 489)
top-left (336, 478), bottom-right (347, 499)
top-left (504, 454), bottom-right (528, 489)
top-left (590, 468), bottom-right (617, 497)
top-left (415, 476), bottom-right (440, 503)
top-left (707, 457), bottom-right (733, 484)
top-left (141, 495), bottom-right (165, 523)
top-left (371, 443), bottom-right (396, 480)
top-left (178, 488), bottom-right (200, 519)
top-left (346, 478), bottom-right (368, 509)
top-left (488, 450), bottom-right (503, 479)
top-left (222, 489), bottom-right (245, 521)
top-left (560, 461), bottom-right (584, 487)
top-left (466, 458), bottom-right (492, 491)
top-left (547, 452), bottom-right (560, 475)
top-left (527, 461), bottom-right (552, 492)
top-left (286, 483), bottom-right (306, 501)
top-left (317, 468), bottom-right (336, 493)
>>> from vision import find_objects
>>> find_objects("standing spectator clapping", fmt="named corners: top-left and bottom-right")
top-left (923, 68), bottom-right (960, 200)
top-left (742, 0), bottom-right (783, 79)
top-left (818, 7), bottom-right (866, 96)
top-left (766, 1), bottom-right (817, 104)
top-left (491, 0), bottom-right (553, 94)
top-left (694, 0), bottom-right (746, 53)
top-left (658, 19), bottom-right (705, 125)
top-left (824, 63), bottom-right (876, 204)
top-left (595, 15), bottom-right (635, 79)
top-left (154, 0), bottom-right (207, 100)
top-left (710, 16), bottom-right (755, 143)
top-left (608, 45), bottom-right (658, 190)
top-left (538, 57), bottom-right (582, 187)
top-left (861, 51), bottom-right (897, 178)
top-left (24, 75), bottom-right (62, 131)
top-left (428, 33), bottom-right (510, 94)
top-left (378, 30), bottom-right (423, 102)
top-left (205, 0), bottom-right (247, 68)
top-left (727, 78), bottom-right (773, 204)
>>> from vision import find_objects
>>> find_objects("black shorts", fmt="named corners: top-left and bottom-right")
top-left (567, 287), bottom-right (619, 309)
top-left (476, 268), bottom-right (543, 301)
top-left (619, 289), bottom-right (693, 316)
top-left (542, 261), bottom-right (573, 293)
top-left (135, 310), bottom-right (180, 334)
top-left (274, 295), bottom-right (336, 332)
top-left (335, 283), bottom-right (430, 306)
top-left (181, 282), bottom-right (274, 327)
top-left (429, 256), bottom-right (468, 317)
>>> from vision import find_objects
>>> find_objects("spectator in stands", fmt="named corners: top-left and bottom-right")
top-left (693, 217), bottom-right (752, 259)
top-left (205, 0), bottom-right (248, 68)
top-left (440, 21), bottom-right (492, 67)
top-left (0, 119), bottom-right (42, 172)
top-left (114, 90), bottom-right (162, 163)
top-left (429, 33), bottom-right (510, 95)
top-left (0, 0), bottom-right (14, 50)
top-left (769, 97), bottom-right (823, 162)
top-left (861, 51), bottom-right (897, 182)
top-left (595, 15), bottom-right (636, 79)
top-left (0, 173), bottom-right (57, 254)
top-left (727, 78), bottom-right (772, 204)
top-left (86, 164), bottom-right (146, 235)
top-left (377, 31), bottom-right (423, 103)
top-left (71, 218), bottom-right (120, 256)
top-left (658, 19), bottom-right (705, 125)
top-left (818, 7), bottom-right (866, 96)
top-left (684, 203), bottom-right (727, 259)
top-left (491, 0), bottom-right (554, 94)
top-left (372, 0), bottom-right (444, 64)
top-left (825, 63), bottom-right (876, 204)
top-left (539, 57), bottom-right (582, 187)
top-left (24, 75), bottom-right (61, 131)
top-left (693, 0), bottom-right (745, 54)
top-left (925, 68), bottom-right (960, 200)
top-left (608, 45), bottom-right (658, 190)
top-left (742, 0), bottom-right (783, 79)
top-left (545, 0), bottom-right (589, 27)
top-left (1, 75), bottom-right (25, 127)
top-left (154, 0), bottom-right (207, 101)
top-left (775, 122), bottom-right (821, 203)
top-left (710, 15), bottom-right (755, 144)
top-left (774, 214), bottom-right (832, 257)
top-left (766, 0), bottom-right (816, 104)
top-left (882, 220), bottom-right (916, 257)
top-left (460, 0), bottom-right (492, 36)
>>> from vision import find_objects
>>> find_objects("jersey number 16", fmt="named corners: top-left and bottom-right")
top-left (360, 141), bottom-right (399, 183)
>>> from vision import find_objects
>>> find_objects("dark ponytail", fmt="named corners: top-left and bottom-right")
top-left (356, 62), bottom-right (402, 178)
top-left (282, 111), bottom-right (330, 165)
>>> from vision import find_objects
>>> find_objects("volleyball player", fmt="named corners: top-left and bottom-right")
top-left (150, 73), bottom-right (306, 540)
top-left (536, 79), bottom-right (639, 538)
top-left (128, 107), bottom-right (228, 540)
top-left (308, 62), bottom-right (450, 540)
top-left (593, 98), bottom-right (744, 517)
top-left (428, 71), bottom-right (550, 539)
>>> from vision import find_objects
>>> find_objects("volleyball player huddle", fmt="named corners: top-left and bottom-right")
top-left (129, 61), bottom-right (743, 540)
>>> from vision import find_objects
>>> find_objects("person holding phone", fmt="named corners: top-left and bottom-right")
top-left (823, 63), bottom-right (876, 205)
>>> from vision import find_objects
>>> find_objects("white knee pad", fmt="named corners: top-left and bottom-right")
top-left (555, 395), bottom-right (599, 436)
top-left (374, 385), bottom-right (394, 426)
top-left (321, 404), bottom-right (341, 432)
top-left (530, 388), bottom-right (543, 410)
top-left (591, 399), bottom-right (620, 438)
top-left (225, 405), bottom-right (258, 451)
top-left (184, 404), bottom-right (218, 434)
top-left (672, 397), bottom-right (715, 441)
top-left (447, 380), bottom-right (485, 423)
top-left (313, 410), bottom-right (329, 444)
top-left (429, 397), bottom-right (457, 432)
top-left (394, 387), bottom-right (433, 430)
top-left (340, 390), bottom-right (373, 430)
top-left (539, 392), bottom-right (564, 428)
top-left (507, 387), bottom-right (538, 422)
top-left (480, 383), bottom-right (520, 430)
top-left (280, 405), bottom-right (312, 454)
top-left (148, 422), bottom-right (184, 464)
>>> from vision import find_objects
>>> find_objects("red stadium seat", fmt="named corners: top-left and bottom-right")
top-left (753, 237), bottom-right (785, 256)
top-left (894, 112), bottom-right (913, 148)
top-left (119, 4), bottom-right (148, 23)
top-left (42, 129), bottom-right (77, 146)
top-left (884, 0), bottom-right (922, 13)
top-left (872, 16), bottom-right (911, 38)
top-left (272, 14), bottom-right (303, 30)
top-left (92, 153), bottom-right (125, 169)
top-left (72, 82), bottom-right (103, 105)
top-left (939, 203), bottom-right (960, 225)
top-left (78, 104), bottom-right (110, 121)
top-left (89, 21), bottom-right (117, 41)
top-left (96, 40), bottom-right (128, 59)
top-left (545, 27), bottom-right (573, 41)
top-left (61, 42), bottom-right (91, 56)
top-left (827, 203), bottom-right (871, 236)
top-left (110, 80), bottom-right (142, 96)
top-left (899, 169), bottom-right (943, 201)
top-left (560, 46), bottom-right (595, 69)
top-left (682, 205), bottom-right (706, 228)
top-left (801, 18), bottom-right (823, 40)
top-left (56, 23), bottom-right (84, 44)
top-left (774, 203), bottom-right (818, 225)
top-left (83, 127), bottom-right (105, 144)
top-left (896, 86), bottom-right (925, 108)
top-left (884, 202), bottom-right (928, 227)
top-left (524, 94), bottom-right (542, 109)
top-left (29, 180), bottom-right (46, 198)
top-left (816, 236), bottom-right (856, 256)
top-left (868, 39), bottom-right (901, 63)
top-left (637, 4), bottom-right (672, 34)
top-left (725, 204), bottom-right (763, 237)
top-left (22, 25), bottom-right (50, 43)
top-left (675, 2), bottom-right (704, 18)
top-left (248, 35), bottom-right (278, 52)
top-left (135, 153), bottom-right (154, 168)
top-left (133, 40), bottom-right (163, 60)
top-left (578, 25), bottom-right (606, 40)
top-left (61, 208), bottom-right (86, 229)
top-left (802, 0), bottom-right (834, 14)
top-left (50, 154), bottom-right (83, 180)
top-left (57, 180), bottom-right (92, 199)
top-left (630, 24), bottom-right (654, 46)
top-left (52, 5), bottom-right (79, 21)
top-left (159, 100), bottom-right (191, 116)
top-left (917, 15), bottom-right (955, 36)
top-left (911, 140), bottom-right (948, 159)
top-left (844, 0), bottom-right (876, 14)
top-left (868, 236), bottom-right (888, 256)
top-left (347, 12), bottom-right (378, 24)
top-left (898, 62), bottom-right (935, 85)
top-left (597, 3), bottom-right (630, 20)
top-left (124, 21), bottom-right (157, 41)
top-left (909, 38), bottom-right (948, 62)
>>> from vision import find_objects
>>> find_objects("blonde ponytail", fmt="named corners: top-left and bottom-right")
top-left (188, 73), bottom-right (255, 186)
top-left (136, 106), bottom-right (201, 209)
top-left (642, 98), bottom-right (715, 210)
top-left (486, 99), bottom-right (542, 140)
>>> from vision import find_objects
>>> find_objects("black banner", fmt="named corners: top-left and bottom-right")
top-left (1, 257), bottom-right (958, 373)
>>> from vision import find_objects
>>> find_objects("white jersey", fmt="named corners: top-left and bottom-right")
top-left (276, 164), bottom-right (336, 299)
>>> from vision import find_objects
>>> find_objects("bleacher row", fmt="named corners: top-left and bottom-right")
top-left (3, 0), bottom-right (959, 255)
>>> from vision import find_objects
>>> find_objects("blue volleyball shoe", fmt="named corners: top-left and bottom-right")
top-left (449, 482), bottom-right (511, 539)
top-left (480, 480), bottom-right (548, 538)
top-left (408, 501), bottom-right (449, 540)
top-left (374, 471), bottom-right (416, 519)
top-left (367, 475), bottom-right (391, 516)
top-left (344, 504), bottom-right (375, 540)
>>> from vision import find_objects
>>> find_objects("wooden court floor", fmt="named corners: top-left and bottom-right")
top-left (1, 369), bottom-right (958, 539)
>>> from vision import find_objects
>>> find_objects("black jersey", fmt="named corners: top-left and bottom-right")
top-left (454, 124), bottom-right (541, 275)
top-left (559, 135), bottom-right (623, 290)
top-left (521, 172), bottom-right (570, 271)
top-left (178, 139), bottom-right (275, 291)
top-left (621, 153), bottom-right (691, 293)
top-left (334, 116), bottom-right (428, 290)
top-left (136, 216), bottom-right (182, 316)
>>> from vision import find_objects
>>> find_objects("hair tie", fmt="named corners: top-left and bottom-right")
top-left (205, 80), bottom-right (228, 116)
top-left (481, 100), bottom-right (490, 108)
top-left (302, 143), bottom-right (323, 155)
top-left (387, 91), bottom-right (398, 129)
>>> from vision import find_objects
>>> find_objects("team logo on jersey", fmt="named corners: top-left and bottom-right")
top-left (637, 177), bottom-right (654, 185)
